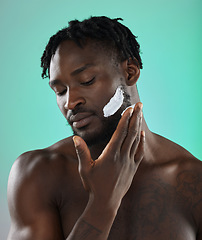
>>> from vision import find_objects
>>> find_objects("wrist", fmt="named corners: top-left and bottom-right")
top-left (82, 194), bottom-right (120, 231)
top-left (89, 192), bottom-right (121, 215)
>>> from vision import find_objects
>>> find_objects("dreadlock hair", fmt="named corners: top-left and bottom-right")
top-left (41, 16), bottom-right (143, 79)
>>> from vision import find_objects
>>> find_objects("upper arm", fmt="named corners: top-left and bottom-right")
top-left (7, 152), bottom-right (64, 240)
top-left (194, 166), bottom-right (202, 240)
top-left (185, 159), bottom-right (202, 239)
top-left (195, 197), bottom-right (202, 240)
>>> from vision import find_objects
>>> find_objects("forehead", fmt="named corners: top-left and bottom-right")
top-left (50, 40), bottom-right (112, 76)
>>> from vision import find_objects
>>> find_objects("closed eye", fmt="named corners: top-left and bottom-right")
top-left (56, 89), bottom-right (67, 96)
top-left (81, 77), bottom-right (95, 86)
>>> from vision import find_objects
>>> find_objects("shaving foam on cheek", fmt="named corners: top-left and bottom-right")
top-left (103, 86), bottom-right (124, 117)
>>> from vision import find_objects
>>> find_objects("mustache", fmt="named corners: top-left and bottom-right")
top-left (66, 106), bottom-right (96, 123)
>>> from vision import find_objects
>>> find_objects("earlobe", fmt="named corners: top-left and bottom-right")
top-left (125, 58), bottom-right (140, 86)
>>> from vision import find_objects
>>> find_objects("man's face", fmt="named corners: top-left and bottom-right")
top-left (49, 40), bottom-right (131, 146)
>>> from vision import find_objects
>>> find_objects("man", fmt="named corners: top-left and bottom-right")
top-left (7, 16), bottom-right (202, 240)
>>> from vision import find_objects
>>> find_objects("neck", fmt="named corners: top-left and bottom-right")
top-left (88, 115), bottom-right (159, 163)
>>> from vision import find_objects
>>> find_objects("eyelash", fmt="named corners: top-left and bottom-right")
top-left (81, 77), bottom-right (95, 86)
top-left (57, 89), bottom-right (67, 96)
top-left (56, 77), bottom-right (95, 96)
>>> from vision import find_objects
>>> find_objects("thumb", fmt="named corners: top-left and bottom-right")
top-left (72, 136), bottom-right (93, 184)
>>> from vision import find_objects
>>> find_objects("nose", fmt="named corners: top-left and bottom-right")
top-left (64, 87), bottom-right (85, 110)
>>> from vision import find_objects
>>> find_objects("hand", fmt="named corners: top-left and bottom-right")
top-left (73, 102), bottom-right (145, 210)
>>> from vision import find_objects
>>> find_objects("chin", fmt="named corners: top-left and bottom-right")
top-left (72, 113), bottom-right (121, 147)
top-left (73, 125), bottom-right (108, 147)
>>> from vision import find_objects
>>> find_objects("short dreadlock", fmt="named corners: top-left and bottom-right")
top-left (41, 16), bottom-right (143, 79)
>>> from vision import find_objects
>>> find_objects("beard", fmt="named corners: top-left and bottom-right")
top-left (68, 86), bottom-right (132, 147)
top-left (72, 111), bottom-right (121, 147)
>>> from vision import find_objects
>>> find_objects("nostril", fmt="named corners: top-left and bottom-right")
top-left (65, 96), bottom-right (85, 110)
top-left (64, 87), bottom-right (86, 110)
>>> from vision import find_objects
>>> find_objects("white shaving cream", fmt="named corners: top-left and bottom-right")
top-left (103, 86), bottom-right (124, 117)
top-left (121, 104), bottom-right (136, 116)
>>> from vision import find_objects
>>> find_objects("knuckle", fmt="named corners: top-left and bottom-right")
top-left (120, 127), bottom-right (128, 137)
top-left (136, 134), bottom-right (141, 143)
top-left (112, 151), bottom-right (120, 162)
top-left (132, 134), bottom-right (140, 146)
top-left (77, 147), bottom-right (86, 158)
top-left (114, 151), bottom-right (120, 160)
top-left (128, 129), bottom-right (138, 136)
top-left (120, 147), bottom-right (129, 158)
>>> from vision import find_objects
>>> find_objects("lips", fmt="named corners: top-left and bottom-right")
top-left (69, 112), bottom-right (94, 129)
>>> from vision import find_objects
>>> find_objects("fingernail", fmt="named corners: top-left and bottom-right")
top-left (135, 102), bottom-right (143, 111)
top-left (121, 104), bottom-right (135, 116)
top-left (141, 131), bottom-right (145, 137)
top-left (129, 107), bottom-right (133, 116)
top-left (73, 136), bottom-right (80, 147)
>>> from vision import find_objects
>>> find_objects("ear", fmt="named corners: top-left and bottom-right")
top-left (122, 58), bottom-right (140, 86)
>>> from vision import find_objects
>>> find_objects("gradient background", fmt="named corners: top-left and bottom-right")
top-left (0, 0), bottom-right (201, 238)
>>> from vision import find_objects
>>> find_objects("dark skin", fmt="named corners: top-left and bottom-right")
top-left (7, 40), bottom-right (202, 240)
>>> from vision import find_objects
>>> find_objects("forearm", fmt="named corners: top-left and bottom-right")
top-left (67, 219), bottom-right (105, 240)
top-left (66, 198), bottom-right (119, 240)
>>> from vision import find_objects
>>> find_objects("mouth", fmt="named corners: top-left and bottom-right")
top-left (70, 112), bottom-right (95, 129)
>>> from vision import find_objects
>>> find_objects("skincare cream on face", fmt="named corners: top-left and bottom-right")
top-left (103, 86), bottom-right (124, 117)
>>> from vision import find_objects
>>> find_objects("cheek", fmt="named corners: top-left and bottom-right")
top-left (103, 86), bottom-right (124, 117)
top-left (89, 89), bottom-right (111, 115)
top-left (57, 97), bottom-right (66, 115)
top-left (91, 83), bottom-right (124, 118)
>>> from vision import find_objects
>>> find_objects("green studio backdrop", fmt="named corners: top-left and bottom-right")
top-left (0, 0), bottom-right (201, 238)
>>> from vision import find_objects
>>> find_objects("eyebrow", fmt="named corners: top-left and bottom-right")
top-left (49, 63), bottom-right (94, 87)
top-left (49, 79), bottom-right (62, 87)
top-left (70, 63), bottom-right (94, 76)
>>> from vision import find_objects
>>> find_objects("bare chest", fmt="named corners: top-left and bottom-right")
top-left (59, 174), bottom-right (197, 240)
top-left (108, 183), bottom-right (196, 240)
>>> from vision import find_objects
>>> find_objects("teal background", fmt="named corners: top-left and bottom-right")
top-left (0, 0), bottom-right (201, 238)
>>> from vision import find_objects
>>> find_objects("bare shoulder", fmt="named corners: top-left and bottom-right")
top-left (160, 137), bottom-right (202, 203)
top-left (176, 156), bottom-right (202, 226)
top-left (8, 136), bottom-right (77, 200)
top-left (154, 134), bottom-right (202, 183)
top-left (7, 136), bottom-right (79, 239)
top-left (162, 141), bottom-right (202, 234)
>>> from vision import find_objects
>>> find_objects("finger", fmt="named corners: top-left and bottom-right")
top-left (72, 136), bottom-right (93, 190)
top-left (102, 107), bottom-right (133, 157)
top-left (121, 102), bottom-right (143, 156)
top-left (134, 131), bottom-right (145, 166)
top-left (130, 107), bottom-right (143, 157)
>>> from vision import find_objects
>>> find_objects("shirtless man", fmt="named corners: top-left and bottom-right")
top-left (7, 16), bottom-right (202, 240)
